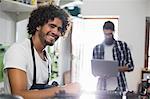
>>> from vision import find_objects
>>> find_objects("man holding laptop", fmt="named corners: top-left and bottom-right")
top-left (92, 21), bottom-right (134, 92)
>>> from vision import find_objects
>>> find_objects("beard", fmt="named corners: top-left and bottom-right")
top-left (45, 32), bottom-right (59, 46)
top-left (45, 36), bottom-right (59, 46)
top-left (39, 31), bottom-right (59, 46)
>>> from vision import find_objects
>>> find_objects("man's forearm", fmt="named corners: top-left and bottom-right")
top-left (12, 86), bottom-right (60, 99)
top-left (12, 83), bottom-right (80, 99)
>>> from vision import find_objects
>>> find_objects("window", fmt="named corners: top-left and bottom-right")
top-left (71, 17), bottom-right (119, 91)
top-left (144, 17), bottom-right (150, 69)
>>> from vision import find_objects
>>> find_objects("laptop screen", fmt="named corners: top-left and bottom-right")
top-left (91, 59), bottom-right (118, 77)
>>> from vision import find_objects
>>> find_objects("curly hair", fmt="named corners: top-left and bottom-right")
top-left (27, 5), bottom-right (69, 36)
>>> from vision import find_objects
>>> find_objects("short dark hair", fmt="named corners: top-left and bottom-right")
top-left (27, 5), bottom-right (69, 36)
top-left (103, 21), bottom-right (115, 31)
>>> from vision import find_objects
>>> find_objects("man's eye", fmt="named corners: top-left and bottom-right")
top-left (49, 24), bottom-right (56, 28)
top-left (58, 27), bottom-right (63, 32)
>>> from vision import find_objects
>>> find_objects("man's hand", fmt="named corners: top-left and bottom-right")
top-left (62, 82), bottom-right (81, 94)
top-left (118, 66), bottom-right (129, 72)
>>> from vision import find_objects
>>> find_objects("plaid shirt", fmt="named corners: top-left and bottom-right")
top-left (93, 40), bottom-right (134, 91)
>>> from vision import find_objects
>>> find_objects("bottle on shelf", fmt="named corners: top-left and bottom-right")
top-left (31, 0), bottom-right (37, 5)
top-left (14, 0), bottom-right (37, 5)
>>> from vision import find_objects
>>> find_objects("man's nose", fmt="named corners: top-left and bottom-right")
top-left (52, 27), bottom-right (61, 36)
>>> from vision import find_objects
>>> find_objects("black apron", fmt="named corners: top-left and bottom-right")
top-left (29, 38), bottom-right (58, 90)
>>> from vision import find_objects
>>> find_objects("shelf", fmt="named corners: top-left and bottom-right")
top-left (142, 68), bottom-right (150, 73)
top-left (0, 0), bottom-right (37, 12)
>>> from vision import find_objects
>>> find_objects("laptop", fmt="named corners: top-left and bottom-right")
top-left (91, 59), bottom-right (118, 77)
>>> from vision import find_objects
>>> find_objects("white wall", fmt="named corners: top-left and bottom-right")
top-left (147, 0), bottom-right (150, 16)
top-left (82, 0), bottom-right (148, 91)
top-left (16, 19), bottom-right (28, 42)
top-left (0, 10), bottom-right (16, 44)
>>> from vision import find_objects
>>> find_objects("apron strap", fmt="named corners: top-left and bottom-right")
top-left (30, 38), bottom-right (50, 85)
top-left (30, 37), bottom-right (37, 84)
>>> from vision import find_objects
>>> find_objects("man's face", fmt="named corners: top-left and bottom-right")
top-left (103, 29), bottom-right (113, 39)
top-left (38, 18), bottom-right (63, 46)
top-left (103, 29), bottom-right (114, 45)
